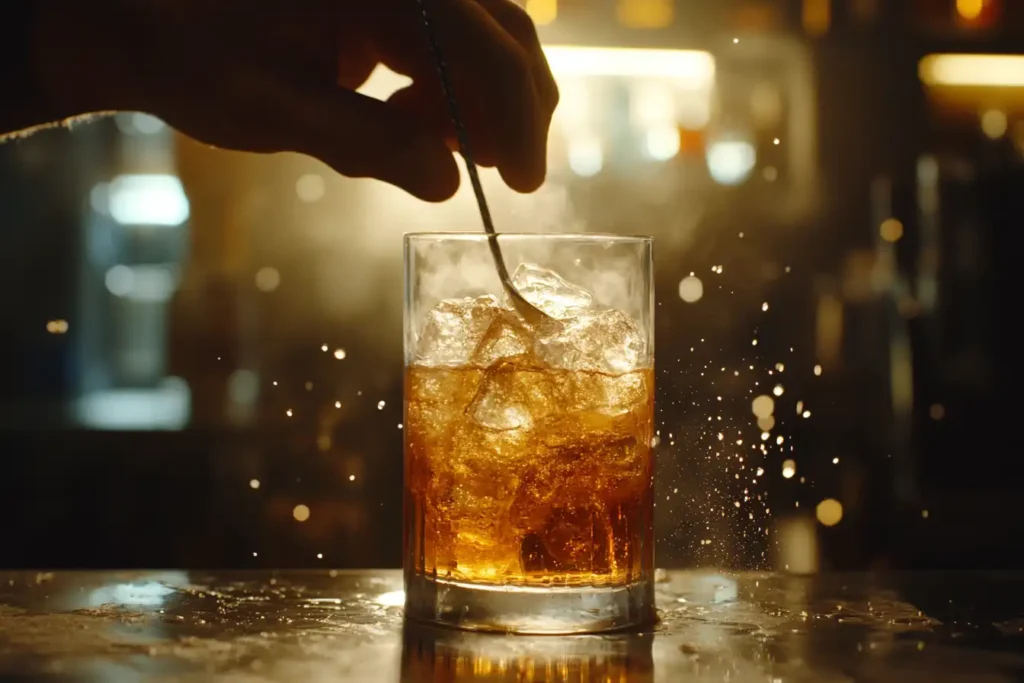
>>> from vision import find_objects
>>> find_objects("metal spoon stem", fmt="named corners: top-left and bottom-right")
top-left (414, 0), bottom-right (546, 324)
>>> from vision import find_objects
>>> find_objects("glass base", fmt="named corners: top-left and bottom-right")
top-left (404, 572), bottom-right (656, 634)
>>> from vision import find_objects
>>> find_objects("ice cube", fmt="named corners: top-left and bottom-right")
top-left (469, 359), bottom-right (558, 431)
top-left (416, 295), bottom-right (531, 366)
top-left (536, 309), bottom-right (644, 374)
top-left (471, 308), bottom-right (533, 366)
top-left (415, 296), bottom-right (499, 366)
top-left (510, 263), bottom-right (593, 320)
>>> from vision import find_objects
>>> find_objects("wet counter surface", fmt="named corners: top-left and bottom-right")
top-left (1, 570), bottom-right (1023, 682)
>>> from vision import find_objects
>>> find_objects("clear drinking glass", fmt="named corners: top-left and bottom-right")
top-left (403, 233), bottom-right (655, 634)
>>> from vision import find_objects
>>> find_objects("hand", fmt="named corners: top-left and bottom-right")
top-left (32, 0), bottom-right (558, 201)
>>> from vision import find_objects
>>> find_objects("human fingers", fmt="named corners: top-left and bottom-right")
top-left (253, 74), bottom-right (460, 201)
top-left (369, 0), bottom-right (549, 192)
top-left (472, 0), bottom-right (558, 118)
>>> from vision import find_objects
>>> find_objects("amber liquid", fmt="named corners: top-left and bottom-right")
top-left (404, 360), bottom-right (654, 587)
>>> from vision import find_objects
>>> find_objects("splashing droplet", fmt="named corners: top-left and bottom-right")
top-left (678, 276), bottom-right (704, 303)
top-left (752, 395), bottom-right (775, 419)
top-left (782, 460), bottom-right (796, 479)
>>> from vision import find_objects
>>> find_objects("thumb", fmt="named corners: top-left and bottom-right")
top-left (265, 83), bottom-right (461, 202)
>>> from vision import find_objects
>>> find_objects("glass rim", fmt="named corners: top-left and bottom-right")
top-left (404, 232), bottom-right (652, 243)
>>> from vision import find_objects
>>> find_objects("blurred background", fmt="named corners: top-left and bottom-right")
top-left (0, 0), bottom-right (1014, 572)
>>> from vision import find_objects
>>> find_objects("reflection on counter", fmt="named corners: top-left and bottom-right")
top-left (402, 623), bottom-right (654, 683)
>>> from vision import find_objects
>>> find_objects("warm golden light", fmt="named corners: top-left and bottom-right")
top-left (752, 395), bottom-right (775, 419)
top-left (542, 46), bottom-right (715, 86)
top-left (981, 109), bottom-right (1008, 138)
top-left (816, 499), bottom-right (843, 527)
top-left (678, 275), bottom-right (703, 303)
top-left (617, 0), bottom-right (673, 28)
top-left (802, 0), bottom-right (831, 35)
top-left (956, 0), bottom-right (984, 21)
top-left (919, 54), bottom-right (1024, 88)
top-left (525, 0), bottom-right (556, 26)
top-left (45, 319), bottom-right (69, 334)
top-left (880, 218), bottom-right (904, 242)
top-left (775, 516), bottom-right (819, 574)
top-left (782, 459), bottom-right (797, 479)
top-left (255, 267), bottom-right (280, 292)
top-left (295, 174), bottom-right (325, 203)
top-left (293, 504), bottom-right (311, 522)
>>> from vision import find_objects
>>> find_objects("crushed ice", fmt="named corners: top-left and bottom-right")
top-left (415, 264), bottom-right (645, 375)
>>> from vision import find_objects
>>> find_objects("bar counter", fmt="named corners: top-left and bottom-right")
top-left (1, 569), bottom-right (1022, 681)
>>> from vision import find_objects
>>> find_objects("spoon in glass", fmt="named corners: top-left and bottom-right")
top-left (414, 0), bottom-right (550, 327)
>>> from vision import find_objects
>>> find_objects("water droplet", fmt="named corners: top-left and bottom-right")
top-left (782, 460), bottom-right (796, 479)
top-left (752, 395), bottom-right (775, 418)
top-left (678, 276), bottom-right (704, 303)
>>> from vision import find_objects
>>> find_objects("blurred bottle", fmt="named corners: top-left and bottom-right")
top-left (75, 113), bottom-right (191, 429)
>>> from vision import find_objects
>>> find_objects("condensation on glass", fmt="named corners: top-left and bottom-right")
top-left (403, 233), bottom-right (655, 634)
